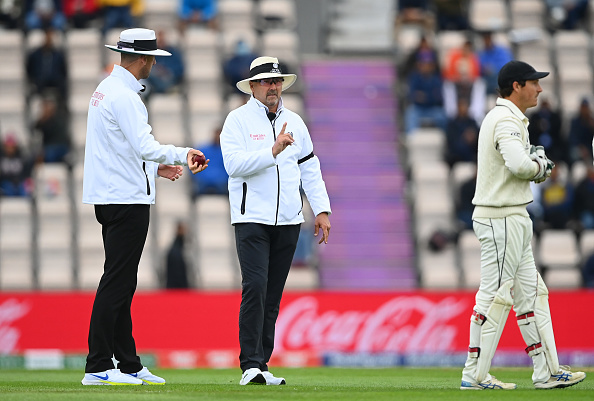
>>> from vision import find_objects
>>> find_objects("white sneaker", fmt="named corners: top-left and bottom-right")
top-left (81, 369), bottom-right (143, 385)
top-left (239, 368), bottom-right (266, 385)
top-left (460, 375), bottom-right (517, 390)
top-left (262, 371), bottom-right (286, 385)
top-left (125, 367), bottom-right (166, 385)
top-left (534, 366), bottom-right (586, 389)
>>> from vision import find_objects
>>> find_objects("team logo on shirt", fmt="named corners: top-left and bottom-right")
top-left (510, 132), bottom-right (520, 137)
top-left (250, 133), bottom-right (266, 141)
top-left (91, 91), bottom-right (105, 107)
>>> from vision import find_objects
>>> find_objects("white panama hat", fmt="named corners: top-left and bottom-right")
top-left (236, 56), bottom-right (297, 94)
top-left (105, 28), bottom-right (171, 56)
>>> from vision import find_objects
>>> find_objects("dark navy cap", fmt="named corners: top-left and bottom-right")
top-left (498, 60), bottom-right (549, 89)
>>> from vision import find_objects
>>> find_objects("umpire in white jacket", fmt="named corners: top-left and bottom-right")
top-left (81, 29), bottom-right (207, 386)
top-left (221, 56), bottom-right (331, 385)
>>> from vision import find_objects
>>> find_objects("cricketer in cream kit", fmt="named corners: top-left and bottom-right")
top-left (472, 97), bottom-right (538, 219)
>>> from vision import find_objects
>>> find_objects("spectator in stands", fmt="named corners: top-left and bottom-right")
top-left (165, 221), bottom-right (191, 289)
top-left (141, 30), bottom-right (185, 100)
top-left (292, 208), bottom-right (315, 266)
top-left (399, 35), bottom-right (440, 80)
top-left (33, 96), bottom-right (72, 165)
top-left (455, 168), bottom-right (476, 231)
top-left (223, 39), bottom-right (260, 96)
top-left (445, 98), bottom-right (478, 168)
top-left (477, 31), bottom-right (513, 95)
top-left (573, 164), bottom-right (594, 230)
top-left (98, 0), bottom-right (144, 37)
top-left (63, 0), bottom-right (100, 29)
top-left (528, 97), bottom-right (567, 165)
top-left (0, 0), bottom-right (22, 29)
top-left (178, 0), bottom-right (218, 34)
top-left (394, 0), bottom-right (434, 32)
top-left (582, 251), bottom-right (594, 288)
top-left (404, 52), bottom-right (447, 134)
top-left (442, 38), bottom-right (486, 124)
top-left (0, 134), bottom-right (34, 197)
top-left (539, 165), bottom-right (574, 230)
top-left (25, 28), bottom-right (68, 102)
top-left (23, 0), bottom-right (66, 32)
top-left (546, 0), bottom-right (589, 30)
top-left (191, 126), bottom-right (228, 197)
top-left (568, 97), bottom-right (594, 164)
top-left (432, 0), bottom-right (470, 31)
top-left (444, 39), bottom-right (480, 84)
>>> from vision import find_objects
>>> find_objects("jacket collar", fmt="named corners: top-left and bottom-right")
top-left (248, 95), bottom-right (285, 115)
top-left (496, 97), bottom-right (528, 123)
top-left (110, 64), bottom-right (145, 94)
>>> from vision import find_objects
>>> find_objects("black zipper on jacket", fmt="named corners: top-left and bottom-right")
top-left (142, 162), bottom-right (150, 195)
top-left (241, 182), bottom-right (247, 215)
top-left (268, 111), bottom-right (281, 225)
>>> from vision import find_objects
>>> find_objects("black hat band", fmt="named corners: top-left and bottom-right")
top-left (117, 39), bottom-right (157, 51)
top-left (249, 62), bottom-right (286, 78)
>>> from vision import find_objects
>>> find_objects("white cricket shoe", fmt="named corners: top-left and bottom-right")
top-left (81, 369), bottom-right (143, 385)
top-left (262, 370), bottom-right (286, 385)
top-left (534, 366), bottom-right (586, 389)
top-left (124, 367), bottom-right (166, 385)
top-left (239, 367), bottom-right (266, 385)
top-left (460, 375), bottom-right (517, 390)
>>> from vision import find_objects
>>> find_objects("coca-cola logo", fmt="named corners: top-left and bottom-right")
top-left (0, 298), bottom-right (30, 354)
top-left (275, 296), bottom-right (468, 353)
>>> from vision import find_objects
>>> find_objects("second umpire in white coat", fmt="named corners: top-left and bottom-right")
top-left (221, 56), bottom-right (331, 385)
top-left (460, 60), bottom-right (586, 390)
top-left (81, 28), bottom-right (207, 386)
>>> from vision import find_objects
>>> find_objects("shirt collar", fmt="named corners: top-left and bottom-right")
top-left (496, 97), bottom-right (528, 123)
top-left (111, 64), bottom-right (144, 94)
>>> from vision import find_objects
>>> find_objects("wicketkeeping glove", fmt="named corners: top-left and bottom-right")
top-left (529, 145), bottom-right (555, 183)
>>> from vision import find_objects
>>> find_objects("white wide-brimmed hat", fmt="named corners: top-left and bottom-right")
top-left (236, 56), bottom-right (297, 94)
top-left (105, 28), bottom-right (171, 56)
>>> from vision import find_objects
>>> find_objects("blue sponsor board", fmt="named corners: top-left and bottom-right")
top-left (322, 351), bottom-right (594, 368)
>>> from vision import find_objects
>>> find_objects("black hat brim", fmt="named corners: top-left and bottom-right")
top-left (525, 71), bottom-right (549, 80)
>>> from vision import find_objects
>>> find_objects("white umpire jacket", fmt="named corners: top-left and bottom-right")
top-left (221, 96), bottom-right (331, 225)
top-left (82, 65), bottom-right (190, 205)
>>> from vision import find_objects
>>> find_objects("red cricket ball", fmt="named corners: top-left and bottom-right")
top-left (192, 153), bottom-right (206, 166)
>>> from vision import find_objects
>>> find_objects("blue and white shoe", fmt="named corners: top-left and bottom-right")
top-left (460, 376), bottom-right (516, 390)
top-left (125, 367), bottom-right (166, 385)
top-left (239, 368), bottom-right (266, 385)
top-left (81, 369), bottom-right (143, 385)
top-left (262, 370), bottom-right (286, 385)
top-left (534, 366), bottom-right (586, 389)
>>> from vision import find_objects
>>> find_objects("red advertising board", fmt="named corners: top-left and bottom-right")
top-left (1, 290), bottom-right (593, 368)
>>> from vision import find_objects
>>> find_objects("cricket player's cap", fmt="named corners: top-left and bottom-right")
top-left (498, 60), bottom-right (549, 89)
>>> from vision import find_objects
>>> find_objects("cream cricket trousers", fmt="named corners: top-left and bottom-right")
top-left (472, 214), bottom-right (537, 317)
top-left (467, 214), bottom-right (556, 384)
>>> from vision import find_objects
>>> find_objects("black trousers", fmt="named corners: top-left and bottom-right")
top-left (85, 204), bottom-right (150, 374)
top-left (235, 222), bottom-right (300, 372)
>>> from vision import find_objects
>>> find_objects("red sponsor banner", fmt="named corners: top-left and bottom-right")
top-left (1, 290), bottom-right (593, 367)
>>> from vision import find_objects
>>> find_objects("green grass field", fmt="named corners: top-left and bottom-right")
top-left (0, 367), bottom-right (592, 400)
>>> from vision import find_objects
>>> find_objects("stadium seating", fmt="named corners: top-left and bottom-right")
top-left (1, 0), bottom-right (592, 291)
